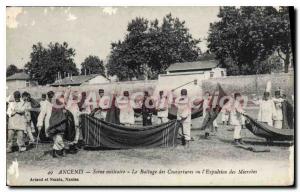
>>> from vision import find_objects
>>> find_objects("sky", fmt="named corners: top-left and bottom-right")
top-left (6, 6), bottom-right (220, 69)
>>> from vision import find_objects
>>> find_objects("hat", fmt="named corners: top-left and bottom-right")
top-left (22, 91), bottom-right (30, 98)
top-left (181, 89), bottom-right (187, 96)
top-left (263, 92), bottom-right (270, 97)
top-left (13, 91), bottom-right (21, 99)
top-left (99, 89), bottom-right (104, 93)
top-left (47, 91), bottom-right (55, 99)
top-left (123, 91), bottom-right (129, 96)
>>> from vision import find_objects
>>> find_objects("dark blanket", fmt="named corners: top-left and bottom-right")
top-left (47, 108), bottom-right (76, 142)
top-left (244, 114), bottom-right (294, 141)
top-left (80, 114), bottom-right (180, 149)
top-left (282, 100), bottom-right (294, 129)
top-left (200, 84), bottom-right (228, 130)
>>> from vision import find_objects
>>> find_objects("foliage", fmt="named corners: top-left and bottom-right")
top-left (107, 14), bottom-right (201, 80)
top-left (207, 6), bottom-right (292, 75)
top-left (80, 55), bottom-right (106, 76)
top-left (25, 42), bottom-right (79, 85)
top-left (6, 64), bottom-right (22, 77)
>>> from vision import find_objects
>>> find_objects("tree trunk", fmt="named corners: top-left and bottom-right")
top-left (284, 52), bottom-right (290, 73)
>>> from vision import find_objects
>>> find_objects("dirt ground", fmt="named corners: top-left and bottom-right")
top-left (6, 107), bottom-right (294, 186)
top-left (6, 123), bottom-right (292, 169)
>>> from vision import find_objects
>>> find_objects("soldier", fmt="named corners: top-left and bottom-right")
top-left (117, 91), bottom-right (135, 126)
top-left (66, 92), bottom-right (81, 152)
top-left (272, 90), bottom-right (284, 129)
top-left (7, 91), bottom-right (27, 153)
top-left (230, 93), bottom-right (246, 145)
top-left (203, 92), bottom-right (219, 139)
top-left (37, 91), bottom-right (66, 158)
top-left (176, 89), bottom-right (191, 147)
top-left (257, 92), bottom-right (277, 126)
top-left (91, 89), bottom-right (110, 120)
top-left (156, 90), bottom-right (169, 124)
top-left (21, 92), bottom-right (35, 144)
top-left (142, 91), bottom-right (154, 126)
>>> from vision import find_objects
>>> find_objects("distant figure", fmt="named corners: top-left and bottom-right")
top-left (176, 89), bottom-right (191, 147)
top-left (221, 104), bottom-right (230, 125)
top-left (7, 91), bottom-right (27, 153)
top-left (272, 90), bottom-right (284, 129)
top-left (40, 94), bottom-right (47, 108)
top-left (156, 91), bottom-right (169, 124)
top-left (257, 92), bottom-right (277, 126)
top-left (117, 91), bottom-right (135, 126)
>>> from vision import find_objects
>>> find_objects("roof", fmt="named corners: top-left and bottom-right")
top-left (51, 74), bottom-right (103, 86)
top-left (6, 72), bottom-right (30, 81)
top-left (166, 60), bottom-right (218, 72)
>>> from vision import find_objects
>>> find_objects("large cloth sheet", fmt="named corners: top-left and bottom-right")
top-left (80, 114), bottom-right (180, 149)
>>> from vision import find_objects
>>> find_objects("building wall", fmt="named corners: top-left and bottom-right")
top-left (157, 67), bottom-right (226, 97)
top-left (7, 80), bottom-right (27, 90)
top-left (87, 76), bottom-right (110, 84)
top-left (7, 80), bottom-right (37, 96)
top-left (202, 73), bottom-right (294, 99)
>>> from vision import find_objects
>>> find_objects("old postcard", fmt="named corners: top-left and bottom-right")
top-left (6, 6), bottom-right (294, 186)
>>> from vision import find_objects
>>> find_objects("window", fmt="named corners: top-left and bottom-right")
top-left (210, 72), bottom-right (214, 78)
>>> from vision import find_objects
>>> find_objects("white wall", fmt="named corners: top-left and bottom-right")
top-left (157, 72), bottom-right (204, 98)
top-left (157, 67), bottom-right (226, 98)
top-left (87, 76), bottom-right (110, 84)
top-left (7, 80), bottom-right (27, 90)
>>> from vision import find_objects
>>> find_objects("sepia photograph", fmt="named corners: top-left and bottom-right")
top-left (5, 5), bottom-right (295, 186)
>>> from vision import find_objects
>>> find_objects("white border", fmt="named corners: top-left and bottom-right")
top-left (0, 0), bottom-right (298, 191)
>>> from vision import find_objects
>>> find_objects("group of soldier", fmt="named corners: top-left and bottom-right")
top-left (6, 85), bottom-right (290, 157)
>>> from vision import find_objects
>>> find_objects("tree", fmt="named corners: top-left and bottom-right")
top-left (107, 14), bottom-right (201, 80)
top-left (80, 55), bottom-right (106, 76)
top-left (25, 42), bottom-right (79, 85)
top-left (274, 7), bottom-right (293, 73)
top-left (207, 6), bottom-right (293, 75)
top-left (6, 64), bottom-right (21, 77)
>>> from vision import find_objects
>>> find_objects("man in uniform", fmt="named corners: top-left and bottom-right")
top-left (91, 89), bottom-right (110, 120)
top-left (229, 93), bottom-right (246, 145)
top-left (7, 91), bottom-right (27, 152)
top-left (156, 90), bottom-right (169, 124)
top-left (117, 91), bottom-right (135, 126)
top-left (273, 90), bottom-right (284, 129)
top-left (142, 91), bottom-right (154, 126)
top-left (37, 91), bottom-right (66, 158)
top-left (257, 92), bottom-right (277, 126)
top-left (176, 89), bottom-right (191, 147)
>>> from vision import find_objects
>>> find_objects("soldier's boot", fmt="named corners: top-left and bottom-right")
top-left (204, 132), bottom-right (210, 139)
top-left (52, 150), bottom-right (60, 158)
top-left (233, 139), bottom-right (239, 145)
top-left (181, 136), bottom-right (186, 146)
top-left (18, 146), bottom-right (26, 152)
top-left (238, 139), bottom-right (245, 145)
